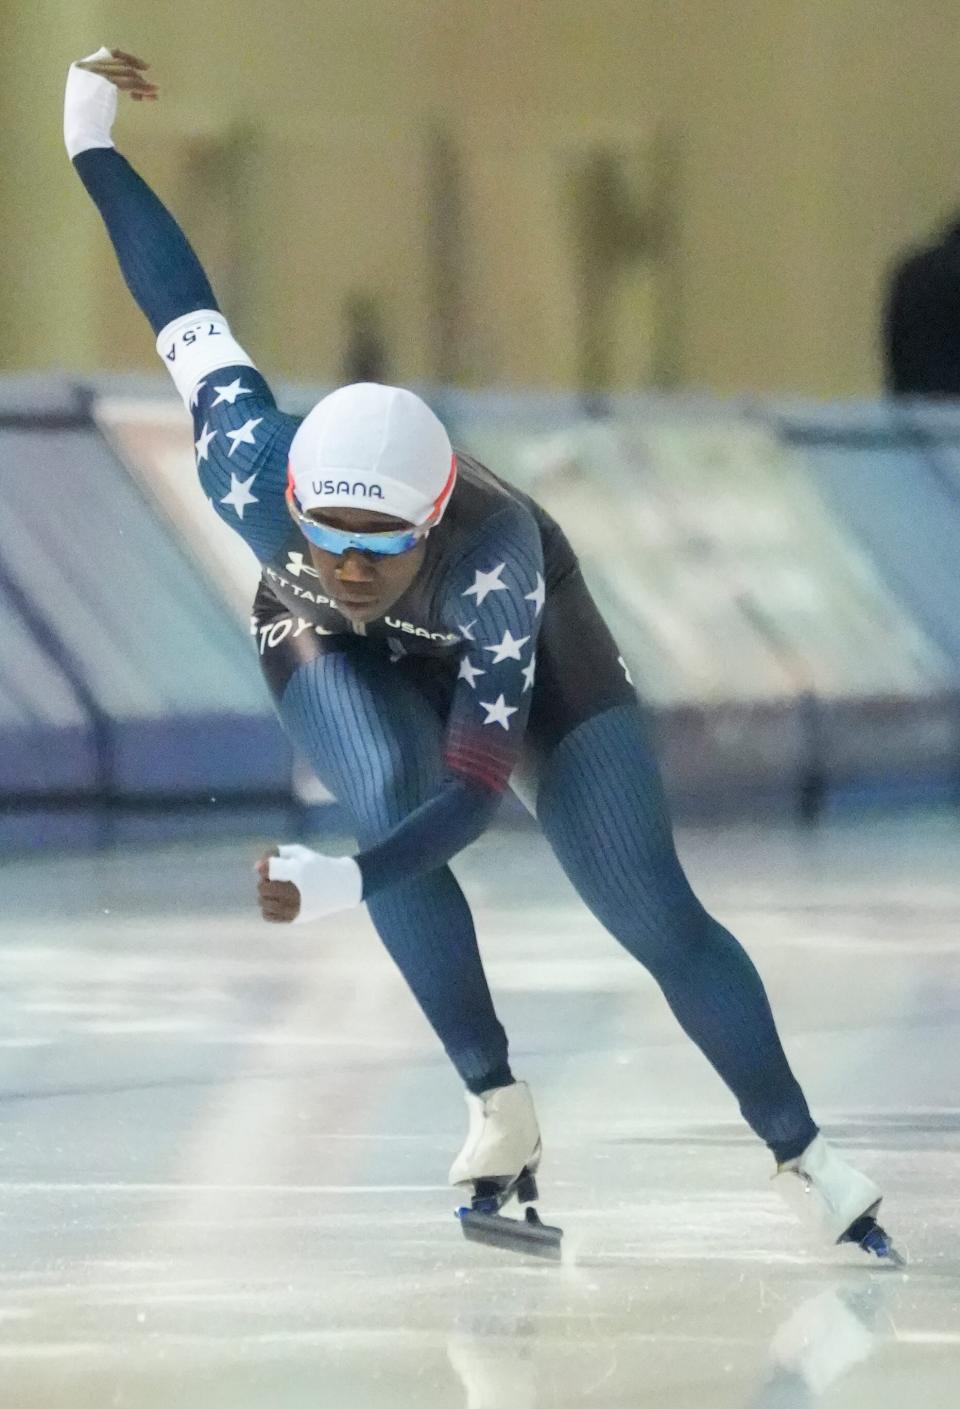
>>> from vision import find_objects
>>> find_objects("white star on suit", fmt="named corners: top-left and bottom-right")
top-left (195, 422), bottom-right (217, 462)
top-left (479, 694), bottom-right (518, 730)
top-left (484, 628), bottom-right (530, 664)
top-left (189, 381), bottom-right (207, 410)
top-left (220, 472), bottom-right (259, 519)
top-left (211, 377), bottom-right (252, 408)
top-left (521, 654), bottom-right (536, 693)
top-left (225, 416), bottom-right (263, 457)
top-left (462, 562), bottom-right (508, 606)
top-left (458, 619), bottom-right (477, 642)
top-left (457, 656), bottom-right (486, 688)
top-left (525, 572), bottom-right (546, 616)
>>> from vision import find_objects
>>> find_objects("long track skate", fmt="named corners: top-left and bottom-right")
top-left (456, 1165), bottom-right (563, 1261)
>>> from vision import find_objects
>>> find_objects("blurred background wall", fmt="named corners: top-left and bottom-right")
top-left (6, 2), bottom-right (960, 849)
top-left (3, 0), bottom-right (960, 397)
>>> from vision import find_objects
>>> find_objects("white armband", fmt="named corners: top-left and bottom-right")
top-left (156, 311), bottom-right (257, 408)
top-left (64, 48), bottom-right (118, 160)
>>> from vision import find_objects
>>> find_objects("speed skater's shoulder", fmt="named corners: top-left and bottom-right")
top-left (441, 450), bottom-right (576, 591)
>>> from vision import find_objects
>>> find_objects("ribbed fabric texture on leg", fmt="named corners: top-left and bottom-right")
top-left (537, 705), bottom-right (817, 1162)
top-left (279, 650), bottom-right (510, 1091)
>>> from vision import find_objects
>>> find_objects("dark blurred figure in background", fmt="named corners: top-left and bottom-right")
top-left (572, 147), bottom-right (655, 417)
top-left (342, 292), bottom-right (388, 385)
top-left (883, 215), bottom-right (960, 396)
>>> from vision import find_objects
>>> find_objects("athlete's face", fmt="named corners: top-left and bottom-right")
top-left (305, 508), bottom-right (428, 624)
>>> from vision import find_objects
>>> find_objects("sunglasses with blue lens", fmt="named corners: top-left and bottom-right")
top-left (285, 489), bottom-right (428, 557)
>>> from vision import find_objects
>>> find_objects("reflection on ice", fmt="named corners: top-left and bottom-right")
top-left (753, 1285), bottom-right (885, 1407)
top-left (444, 1283), bottom-right (893, 1408)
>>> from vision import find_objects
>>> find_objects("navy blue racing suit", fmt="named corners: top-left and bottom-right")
top-left (73, 143), bottom-right (817, 1159)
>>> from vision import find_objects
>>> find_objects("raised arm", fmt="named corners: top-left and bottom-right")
top-left (65, 48), bottom-right (259, 409)
top-left (65, 48), bottom-right (296, 562)
top-left (65, 49), bottom-right (222, 335)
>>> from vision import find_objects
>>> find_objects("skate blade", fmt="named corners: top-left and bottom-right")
top-left (861, 1227), bottom-right (907, 1268)
top-left (457, 1207), bottom-right (563, 1262)
top-left (842, 1212), bottom-right (907, 1267)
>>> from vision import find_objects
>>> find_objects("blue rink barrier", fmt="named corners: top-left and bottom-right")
top-left (0, 377), bottom-right (292, 852)
top-left (3, 375), bottom-right (960, 853)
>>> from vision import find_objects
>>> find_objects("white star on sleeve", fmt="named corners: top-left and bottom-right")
top-left (195, 421), bottom-right (217, 462)
top-left (462, 562), bottom-right (508, 606)
top-left (225, 417), bottom-right (263, 457)
top-left (521, 654), bottom-right (536, 693)
top-left (478, 694), bottom-right (519, 730)
top-left (220, 472), bottom-right (259, 519)
top-left (524, 571), bottom-right (546, 616)
top-left (457, 655), bottom-right (486, 688)
top-left (483, 628), bottom-right (530, 664)
top-left (189, 380), bottom-right (207, 411)
top-left (211, 377), bottom-right (253, 408)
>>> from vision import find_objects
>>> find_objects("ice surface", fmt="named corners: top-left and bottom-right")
top-left (1, 815), bottom-right (958, 1406)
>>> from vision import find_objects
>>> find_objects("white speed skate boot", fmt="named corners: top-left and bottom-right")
top-left (774, 1133), bottom-right (904, 1265)
top-left (449, 1081), bottom-right (541, 1189)
top-left (450, 1081), bottom-right (562, 1259)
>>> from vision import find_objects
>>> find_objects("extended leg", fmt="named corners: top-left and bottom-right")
top-left (536, 704), bottom-right (818, 1162)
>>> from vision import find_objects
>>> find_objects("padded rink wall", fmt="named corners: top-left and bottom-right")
top-left (3, 375), bottom-right (960, 853)
top-left (0, 376), bottom-right (292, 852)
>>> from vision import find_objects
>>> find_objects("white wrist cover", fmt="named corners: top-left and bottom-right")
top-left (156, 311), bottom-right (257, 407)
top-left (64, 48), bottom-right (118, 160)
top-left (268, 844), bottom-right (364, 924)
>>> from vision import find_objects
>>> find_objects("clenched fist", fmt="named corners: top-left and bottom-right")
top-left (255, 847), bottom-right (301, 923)
top-left (255, 844), bottom-right (364, 924)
